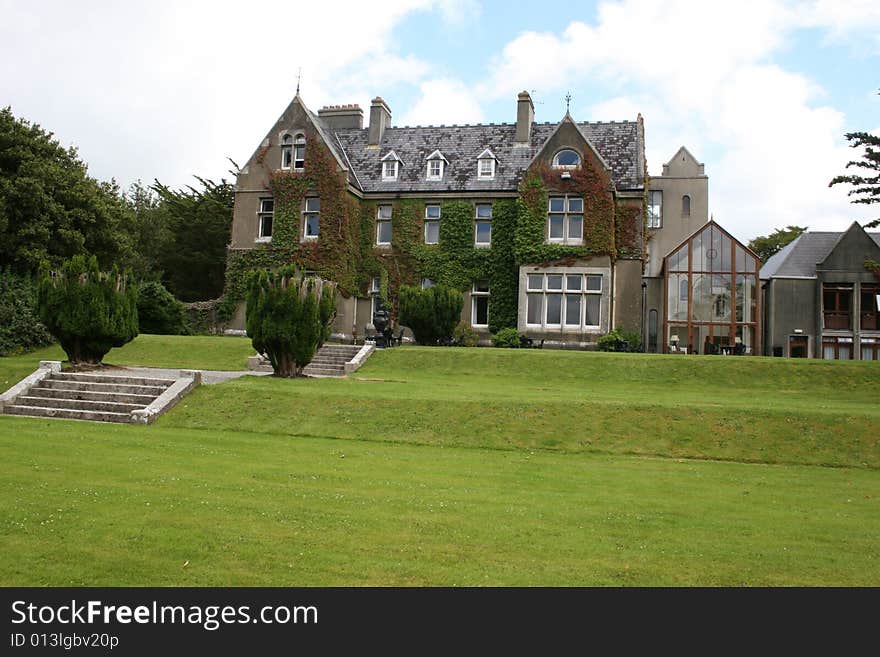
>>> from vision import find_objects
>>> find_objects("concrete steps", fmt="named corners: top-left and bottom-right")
top-left (302, 344), bottom-right (364, 378)
top-left (1, 365), bottom-right (184, 424)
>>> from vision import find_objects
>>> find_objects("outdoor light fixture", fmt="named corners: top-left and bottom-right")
top-left (794, 328), bottom-right (803, 334)
top-left (561, 171), bottom-right (571, 179)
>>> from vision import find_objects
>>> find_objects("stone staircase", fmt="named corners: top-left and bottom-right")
top-left (1, 362), bottom-right (199, 424)
top-left (302, 344), bottom-right (365, 377)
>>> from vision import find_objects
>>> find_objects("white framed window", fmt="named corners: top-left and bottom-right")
top-left (427, 159), bottom-right (443, 180)
top-left (477, 149), bottom-right (496, 179)
top-left (383, 161), bottom-right (399, 180)
top-left (293, 133), bottom-right (305, 170)
top-left (421, 278), bottom-right (436, 289)
top-left (552, 149), bottom-right (580, 169)
top-left (425, 204), bottom-right (441, 244)
top-left (648, 190), bottom-right (662, 228)
top-left (525, 272), bottom-right (602, 329)
top-left (547, 196), bottom-right (584, 244)
top-left (281, 134), bottom-right (293, 169)
top-left (474, 203), bottom-right (492, 247)
top-left (257, 198), bottom-right (274, 242)
top-left (471, 279), bottom-right (490, 327)
top-left (376, 204), bottom-right (392, 245)
top-left (302, 197), bottom-right (320, 240)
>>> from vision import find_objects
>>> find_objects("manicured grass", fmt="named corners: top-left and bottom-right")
top-left (1, 334), bottom-right (254, 384)
top-left (1, 336), bottom-right (879, 585)
top-left (0, 418), bottom-right (878, 586)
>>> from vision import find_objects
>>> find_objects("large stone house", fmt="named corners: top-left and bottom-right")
top-left (760, 222), bottom-right (880, 359)
top-left (225, 90), bottom-right (712, 347)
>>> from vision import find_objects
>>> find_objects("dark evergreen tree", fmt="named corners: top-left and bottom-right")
top-left (246, 268), bottom-right (337, 377)
top-left (830, 130), bottom-right (880, 229)
top-left (152, 176), bottom-right (234, 301)
top-left (37, 255), bottom-right (138, 365)
top-left (136, 281), bottom-right (189, 335)
top-left (398, 285), bottom-right (464, 345)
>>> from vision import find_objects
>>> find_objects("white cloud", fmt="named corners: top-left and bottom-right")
top-left (475, 0), bottom-right (878, 240)
top-left (398, 78), bottom-right (484, 126)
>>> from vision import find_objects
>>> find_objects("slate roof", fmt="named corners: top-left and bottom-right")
top-left (324, 119), bottom-right (644, 194)
top-left (760, 231), bottom-right (880, 278)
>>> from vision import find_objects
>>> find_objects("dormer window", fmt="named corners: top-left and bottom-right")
top-left (552, 149), bottom-right (580, 169)
top-left (293, 133), bottom-right (306, 170)
top-left (477, 148), bottom-right (496, 179)
top-left (281, 134), bottom-right (293, 169)
top-left (426, 150), bottom-right (447, 181)
top-left (381, 151), bottom-right (402, 180)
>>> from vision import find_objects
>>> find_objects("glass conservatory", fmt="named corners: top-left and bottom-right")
top-left (664, 222), bottom-right (760, 355)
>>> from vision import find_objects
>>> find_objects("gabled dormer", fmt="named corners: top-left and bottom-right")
top-left (528, 113), bottom-right (613, 185)
top-left (381, 150), bottom-right (403, 180)
top-left (476, 148), bottom-right (497, 180)
top-left (425, 149), bottom-right (449, 181)
top-left (818, 222), bottom-right (880, 274)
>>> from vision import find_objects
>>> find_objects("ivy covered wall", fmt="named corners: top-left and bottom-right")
top-left (221, 138), bottom-right (645, 333)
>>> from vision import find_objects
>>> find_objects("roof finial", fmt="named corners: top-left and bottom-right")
top-left (565, 91), bottom-right (572, 114)
top-left (296, 68), bottom-right (302, 96)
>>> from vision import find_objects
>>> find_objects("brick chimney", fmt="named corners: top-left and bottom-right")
top-left (368, 97), bottom-right (392, 146)
top-left (317, 104), bottom-right (364, 130)
top-left (515, 91), bottom-right (534, 145)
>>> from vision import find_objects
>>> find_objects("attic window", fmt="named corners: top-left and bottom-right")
top-left (427, 159), bottom-right (443, 180)
top-left (281, 134), bottom-right (293, 169)
top-left (293, 134), bottom-right (305, 170)
top-left (383, 161), bottom-right (399, 180)
top-left (552, 149), bottom-right (580, 169)
top-left (477, 149), bottom-right (496, 179)
top-left (426, 150), bottom-right (447, 181)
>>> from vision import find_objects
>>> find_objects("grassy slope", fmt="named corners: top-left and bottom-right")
top-left (1, 338), bottom-right (879, 585)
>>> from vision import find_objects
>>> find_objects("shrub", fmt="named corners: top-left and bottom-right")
top-left (246, 267), bottom-right (337, 377)
top-left (37, 255), bottom-right (139, 364)
top-left (492, 327), bottom-right (521, 348)
top-left (597, 327), bottom-right (643, 352)
top-left (0, 270), bottom-right (53, 356)
top-left (398, 285), bottom-right (464, 345)
top-left (137, 281), bottom-right (189, 335)
top-left (452, 321), bottom-right (480, 347)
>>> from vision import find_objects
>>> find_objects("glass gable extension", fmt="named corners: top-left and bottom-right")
top-left (664, 223), bottom-right (760, 355)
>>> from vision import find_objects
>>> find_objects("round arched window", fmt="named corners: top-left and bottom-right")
top-left (553, 149), bottom-right (581, 168)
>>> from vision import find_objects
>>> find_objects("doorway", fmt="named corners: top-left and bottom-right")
top-left (789, 335), bottom-right (808, 358)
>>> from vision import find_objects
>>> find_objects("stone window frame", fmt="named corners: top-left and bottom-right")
top-left (256, 198), bottom-right (274, 242)
top-left (293, 133), bottom-right (306, 170)
top-left (552, 149), bottom-right (581, 169)
top-left (376, 204), bottom-right (392, 246)
top-left (547, 195), bottom-right (584, 245)
top-left (525, 272), bottom-right (602, 330)
top-left (281, 134), bottom-right (293, 170)
top-left (471, 279), bottom-right (490, 328)
top-left (648, 190), bottom-right (662, 228)
top-left (474, 203), bottom-right (492, 248)
top-left (302, 197), bottom-right (320, 241)
top-left (424, 204), bottom-right (441, 244)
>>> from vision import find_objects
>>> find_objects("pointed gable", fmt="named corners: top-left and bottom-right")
top-left (662, 146), bottom-right (705, 177)
top-left (818, 222), bottom-right (880, 273)
top-left (528, 114), bottom-right (612, 176)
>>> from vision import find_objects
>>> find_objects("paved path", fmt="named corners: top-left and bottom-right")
top-left (118, 366), bottom-right (272, 385)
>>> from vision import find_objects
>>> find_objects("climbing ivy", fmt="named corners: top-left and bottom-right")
top-left (220, 141), bottom-right (642, 332)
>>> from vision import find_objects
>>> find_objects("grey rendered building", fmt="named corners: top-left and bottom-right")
top-left (760, 222), bottom-right (880, 359)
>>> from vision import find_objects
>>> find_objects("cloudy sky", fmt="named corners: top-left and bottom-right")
top-left (2, 0), bottom-right (878, 241)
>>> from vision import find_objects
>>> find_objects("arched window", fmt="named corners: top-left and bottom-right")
top-left (682, 194), bottom-right (691, 217)
top-left (293, 133), bottom-right (306, 170)
top-left (552, 149), bottom-right (580, 169)
top-left (281, 134), bottom-right (293, 169)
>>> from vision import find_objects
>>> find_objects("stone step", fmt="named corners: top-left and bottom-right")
top-left (4, 404), bottom-right (133, 423)
top-left (28, 386), bottom-right (157, 405)
top-left (318, 349), bottom-right (360, 357)
top-left (41, 379), bottom-right (168, 396)
top-left (15, 395), bottom-right (145, 413)
top-left (308, 356), bottom-right (352, 365)
top-left (303, 366), bottom-right (346, 377)
top-left (52, 371), bottom-right (176, 387)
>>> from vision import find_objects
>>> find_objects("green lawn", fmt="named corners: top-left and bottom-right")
top-left (1, 337), bottom-right (879, 585)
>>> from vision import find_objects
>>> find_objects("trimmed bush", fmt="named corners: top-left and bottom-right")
top-left (492, 327), bottom-right (521, 348)
top-left (398, 285), bottom-right (464, 345)
top-left (597, 327), bottom-right (643, 352)
top-left (0, 270), bottom-right (53, 356)
top-left (452, 321), bottom-right (480, 347)
top-left (37, 255), bottom-right (138, 364)
top-left (137, 281), bottom-right (189, 335)
top-left (246, 267), bottom-right (337, 377)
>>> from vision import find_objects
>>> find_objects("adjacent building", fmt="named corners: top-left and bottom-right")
top-left (760, 222), bottom-right (880, 360)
